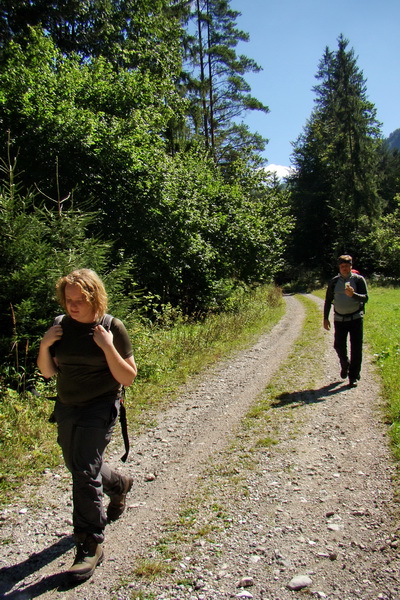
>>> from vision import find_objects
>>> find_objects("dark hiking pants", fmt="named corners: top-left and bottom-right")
top-left (333, 317), bottom-right (363, 381)
top-left (54, 398), bottom-right (125, 543)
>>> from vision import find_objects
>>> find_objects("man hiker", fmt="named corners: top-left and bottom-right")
top-left (323, 255), bottom-right (368, 387)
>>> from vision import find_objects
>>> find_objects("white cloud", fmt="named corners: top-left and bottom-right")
top-left (264, 164), bottom-right (295, 179)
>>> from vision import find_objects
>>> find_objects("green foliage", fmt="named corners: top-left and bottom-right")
top-left (0, 1), bottom-right (293, 385)
top-left (0, 0), bottom-right (183, 75)
top-left (378, 142), bottom-right (400, 214)
top-left (373, 203), bottom-right (400, 276)
top-left (0, 26), bottom-right (182, 201)
top-left (0, 145), bottom-right (137, 390)
top-left (109, 147), bottom-right (293, 311)
top-left (179, 0), bottom-right (269, 165)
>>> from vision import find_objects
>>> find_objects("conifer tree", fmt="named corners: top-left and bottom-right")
top-left (179, 0), bottom-right (269, 166)
top-left (289, 35), bottom-right (383, 272)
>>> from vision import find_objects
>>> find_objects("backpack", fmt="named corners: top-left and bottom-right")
top-left (52, 313), bottom-right (130, 462)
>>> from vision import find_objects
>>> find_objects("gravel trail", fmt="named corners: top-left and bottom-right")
top-left (1, 294), bottom-right (399, 600)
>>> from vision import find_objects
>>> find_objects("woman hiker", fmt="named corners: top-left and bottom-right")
top-left (37, 269), bottom-right (137, 582)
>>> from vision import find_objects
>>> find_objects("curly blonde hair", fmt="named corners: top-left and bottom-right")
top-left (56, 269), bottom-right (108, 319)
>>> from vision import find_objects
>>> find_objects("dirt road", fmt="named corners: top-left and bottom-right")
top-left (1, 294), bottom-right (399, 600)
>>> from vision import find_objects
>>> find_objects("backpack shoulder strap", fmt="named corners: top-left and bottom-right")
top-left (101, 313), bottom-right (114, 331)
top-left (53, 314), bottom-right (114, 328)
top-left (100, 312), bottom-right (129, 462)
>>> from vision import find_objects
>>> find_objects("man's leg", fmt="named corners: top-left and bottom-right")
top-left (333, 320), bottom-right (350, 377)
top-left (348, 318), bottom-right (363, 382)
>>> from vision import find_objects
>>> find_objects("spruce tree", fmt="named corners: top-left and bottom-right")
top-left (289, 35), bottom-right (383, 273)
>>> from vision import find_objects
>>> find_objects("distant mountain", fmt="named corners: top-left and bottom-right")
top-left (385, 129), bottom-right (400, 152)
top-left (265, 164), bottom-right (295, 179)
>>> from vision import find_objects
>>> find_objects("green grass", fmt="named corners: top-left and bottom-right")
top-left (0, 381), bottom-right (62, 498)
top-left (132, 559), bottom-right (174, 579)
top-left (363, 287), bottom-right (400, 459)
top-left (0, 284), bottom-right (283, 504)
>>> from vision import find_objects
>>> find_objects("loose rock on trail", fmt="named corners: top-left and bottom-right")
top-left (0, 294), bottom-right (399, 600)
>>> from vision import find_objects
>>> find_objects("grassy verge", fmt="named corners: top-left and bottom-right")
top-left (313, 285), bottom-right (400, 460)
top-left (363, 287), bottom-right (400, 459)
top-left (0, 285), bottom-right (283, 505)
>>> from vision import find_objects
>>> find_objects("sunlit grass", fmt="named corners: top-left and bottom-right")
top-left (363, 287), bottom-right (400, 459)
top-left (132, 559), bottom-right (174, 580)
top-left (0, 380), bottom-right (62, 502)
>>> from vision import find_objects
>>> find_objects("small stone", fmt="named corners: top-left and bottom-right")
top-left (287, 575), bottom-right (312, 591)
top-left (249, 554), bottom-right (261, 563)
top-left (236, 576), bottom-right (254, 588)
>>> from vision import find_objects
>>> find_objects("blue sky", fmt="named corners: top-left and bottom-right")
top-left (230, 0), bottom-right (400, 170)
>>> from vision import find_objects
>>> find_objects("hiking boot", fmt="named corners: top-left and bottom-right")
top-left (107, 475), bottom-right (133, 522)
top-left (66, 534), bottom-right (104, 582)
top-left (340, 362), bottom-right (349, 379)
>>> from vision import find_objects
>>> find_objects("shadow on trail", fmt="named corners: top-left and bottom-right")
top-left (271, 381), bottom-right (348, 408)
top-left (0, 535), bottom-right (80, 598)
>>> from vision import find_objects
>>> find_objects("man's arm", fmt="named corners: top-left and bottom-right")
top-left (323, 278), bottom-right (335, 326)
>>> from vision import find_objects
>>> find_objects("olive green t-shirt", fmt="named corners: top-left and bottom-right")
top-left (51, 315), bottom-right (133, 405)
